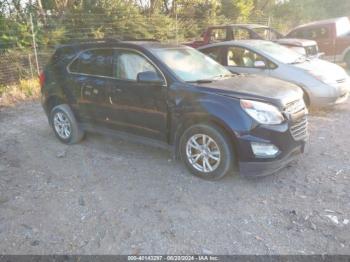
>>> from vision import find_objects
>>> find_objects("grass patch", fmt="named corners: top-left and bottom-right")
top-left (0, 78), bottom-right (40, 107)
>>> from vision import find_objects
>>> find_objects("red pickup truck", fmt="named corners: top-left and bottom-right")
top-left (286, 17), bottom-right (350, 67)
top-left (185, 24), bottom-right (320, 58)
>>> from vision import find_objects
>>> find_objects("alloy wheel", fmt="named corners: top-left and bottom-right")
top-left (53, 111), bottom-right (72, 139)
top-left (185, 133), bottom-right (221, 173)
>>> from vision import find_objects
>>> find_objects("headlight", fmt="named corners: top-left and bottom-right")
top-left (308, 71), bottom-right (334, 84)
top-left (240, 99), bottom-right (284, 125)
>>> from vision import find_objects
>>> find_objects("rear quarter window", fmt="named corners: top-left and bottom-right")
top-left (69, 49), bottom-right (113, 77)
top-left (50, 47), bottom-right (77, 66)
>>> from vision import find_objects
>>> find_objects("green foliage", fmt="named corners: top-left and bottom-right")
top-left (0, 15), bottom-right (32, 49)
top-left (0, 78), bottom-right (40, 106)
top-left (0, 0), bottom-right (350, 50)
top-left (0, 84), bottom-right (7, 96)
top-left (220, 0), bottom-right (254, 22)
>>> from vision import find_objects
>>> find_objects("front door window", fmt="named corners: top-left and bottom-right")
top-left (114, 51), bottom-right (158, 81)
top-left (227, 47), bottom-right (265, 68)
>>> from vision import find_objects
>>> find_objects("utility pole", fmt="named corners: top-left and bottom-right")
top-left (175, 1), bottom-right (178, 44)
top-left (30, 13), bottom-right (40, 74)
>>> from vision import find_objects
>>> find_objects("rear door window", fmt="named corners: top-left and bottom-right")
top-left (69, 49), bottom-right (113, 77)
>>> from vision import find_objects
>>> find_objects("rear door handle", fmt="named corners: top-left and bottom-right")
top-left (82, 85), bottom-right (93, 96)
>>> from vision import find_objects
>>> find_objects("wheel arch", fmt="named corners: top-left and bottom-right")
top-left (45, 95), bottom-right (68, 126)
top-left (172, 112), bottom-right (240, 162)
top-left (291, 82), bottom-right (311, 108)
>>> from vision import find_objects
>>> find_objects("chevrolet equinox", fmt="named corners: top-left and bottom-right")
top-left (40, 40), bottom-right (308, 180)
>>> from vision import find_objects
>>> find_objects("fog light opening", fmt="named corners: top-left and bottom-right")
top-left (251, 142), bottom-right (280, 158)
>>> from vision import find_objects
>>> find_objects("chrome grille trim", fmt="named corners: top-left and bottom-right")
top-left (305, 45), bottom-right (318, 56)
top-left (284, 99), bottom-right (305, 115)
top-left (290, 115), bottom-right (308, 141)
top-left (285, 99), bottom-right (308, 141)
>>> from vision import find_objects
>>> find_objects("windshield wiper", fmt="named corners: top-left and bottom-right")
top-left (186, 74), bottom-right (235, 83)
top-left (212, 74), bottom-right (235, 80)
top-left (186, 79), bottom-right (214, 83)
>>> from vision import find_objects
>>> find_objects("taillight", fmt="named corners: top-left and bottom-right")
top-left (39, 71), bottom-right (45, 88)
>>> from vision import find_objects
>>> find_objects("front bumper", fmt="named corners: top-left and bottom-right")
top-left (236, 118), bottom-right (308, 177)
top-left (240, 142), bottom-right (306, 177)
top-left (312, 92), bottom-right (349, 107)
top-left (311, 81), bottom-right (350, 107)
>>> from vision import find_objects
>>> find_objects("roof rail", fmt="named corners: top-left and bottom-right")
top-left (55, 37), bottom-right (159, 49)
top-left (61, 38), bottom-right (121, 45)
top-left (122, 37), bottom-right (160, 42)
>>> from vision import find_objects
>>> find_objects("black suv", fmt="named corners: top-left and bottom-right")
top-left (40, 40), bottom-right (308, 180)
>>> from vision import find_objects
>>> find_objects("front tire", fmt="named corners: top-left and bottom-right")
top-left (180, 124), bottom-right (235, 180)
top-left (50, 104), bottom-right (85, 144)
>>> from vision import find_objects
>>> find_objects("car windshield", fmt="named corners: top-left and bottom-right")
top-left (250, 41), bottom-right (305, 64)
top-left (151, 47), bottom-right (232, 82)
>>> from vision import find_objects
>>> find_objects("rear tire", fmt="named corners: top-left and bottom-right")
top-left (50, 104), bottom-right (85, 144)
top-left (180, 124), bottom-right (235, 180)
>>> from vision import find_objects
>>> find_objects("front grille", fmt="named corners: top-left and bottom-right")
top-left (305, 45), bottom-right (318, 56)
top-left (290, 115), bottom-right (308, 141)
top-left (285, 99), bottom-right (305, 115)
top-left (285, 99), bottom-right (308, 141)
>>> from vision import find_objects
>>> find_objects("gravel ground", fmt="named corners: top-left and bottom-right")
top-left (0, 99), bottom-right (349, 255)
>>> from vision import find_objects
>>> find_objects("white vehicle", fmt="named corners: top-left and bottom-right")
top-left (199, 40), bottom-right (350, 107)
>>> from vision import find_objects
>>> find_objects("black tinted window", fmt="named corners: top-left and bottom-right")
top-left (201, 47), bottom-right (222, 62)
top-left (69, 49), bottom-right (113, 77)
top-left (289, 30), bottom-right (304, 38)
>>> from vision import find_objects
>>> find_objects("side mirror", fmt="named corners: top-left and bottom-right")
top-left (254, 60), bottom-right (266, 68)
top-left (137, 71), bottom-right (164, 85)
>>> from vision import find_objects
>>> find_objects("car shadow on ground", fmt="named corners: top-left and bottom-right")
top-left (80, 130), bottom-right (288, 185)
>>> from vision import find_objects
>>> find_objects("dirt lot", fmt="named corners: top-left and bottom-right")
top-left (0, 99), bottom-right (349, 255)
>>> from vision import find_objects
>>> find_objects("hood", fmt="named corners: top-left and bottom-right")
top-left (193, 74), bottom-right (303, 107)
top-left (276, 38), bottom-right (317, 47)
top-left (294, 59), bottom-right (349, 82)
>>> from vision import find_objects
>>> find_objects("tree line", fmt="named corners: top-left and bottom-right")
top-left (0, 0), bottom-right (350, 50)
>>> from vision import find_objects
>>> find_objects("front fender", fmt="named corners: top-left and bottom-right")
top-left (169, 94), bottom-right (254, 154)
top-left (341, 46), bottom-right (350, 61)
